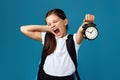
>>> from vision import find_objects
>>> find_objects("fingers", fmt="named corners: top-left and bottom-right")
top-left (85, 14), bottom-right (95, 23)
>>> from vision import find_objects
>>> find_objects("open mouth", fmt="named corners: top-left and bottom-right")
top-left (53, 28), bottom-right (61, 36)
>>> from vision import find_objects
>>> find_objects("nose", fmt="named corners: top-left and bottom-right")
top-left (51, 24), bottom-right (55, 29)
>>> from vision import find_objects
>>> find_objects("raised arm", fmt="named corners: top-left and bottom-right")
top-left (75, 14), bottom-right (95, 44)
top-left (20, 25), bottom-right (49, 41)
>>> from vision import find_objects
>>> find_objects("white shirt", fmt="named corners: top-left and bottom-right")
top-left (41, 32), bottom-right (80, 76)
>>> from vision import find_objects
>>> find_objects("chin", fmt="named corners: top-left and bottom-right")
top-left (55, 34), bottom-right (62, 38)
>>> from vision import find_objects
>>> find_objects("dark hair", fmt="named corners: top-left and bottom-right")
top-left (43, 8), bottom-right (67, 55)
top-left (43, 32), bottom-right (56, 55)
top-left (46, 8), bottom-right (67, 21)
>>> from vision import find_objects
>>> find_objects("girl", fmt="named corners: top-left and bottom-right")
top-left (20, 8), bottom-right (95, 80)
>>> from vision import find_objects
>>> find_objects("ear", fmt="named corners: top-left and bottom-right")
top-left (64, 19), bottom-right (68, 26)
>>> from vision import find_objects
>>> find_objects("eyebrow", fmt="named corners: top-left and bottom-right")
top-left (46, 18), bottom-right (61, 24)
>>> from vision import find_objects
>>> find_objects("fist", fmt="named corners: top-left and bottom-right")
top-left (84, 14), bottom-right (95, 23)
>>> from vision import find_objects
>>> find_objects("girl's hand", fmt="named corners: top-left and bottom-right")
top-left (45, 25), bottom-right (52, 33)
top-left (84, 14), bottom-right (95, 23)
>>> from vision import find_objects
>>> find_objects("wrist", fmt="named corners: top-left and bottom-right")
top-left (45, 25), bottom-right (50, 32)
top-left (40, 25), bottom-right (48, 31)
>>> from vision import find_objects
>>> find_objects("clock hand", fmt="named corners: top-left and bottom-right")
top-left (86, 31), bottom-right (91, 33)
top-left (90, 30), bottom-right (94, 34)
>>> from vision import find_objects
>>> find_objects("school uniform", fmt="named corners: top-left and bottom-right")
top-left (41, 32), bottom-right (80, 80)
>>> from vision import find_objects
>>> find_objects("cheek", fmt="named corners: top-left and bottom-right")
top-left (58, 21), bottom-right (65, 26)
top-left (56, 21), bottom-right (66, 30)
top-left (60, 25), bottom-right (66, 31)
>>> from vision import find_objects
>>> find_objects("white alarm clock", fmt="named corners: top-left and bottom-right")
top-left (82, 23), bottom-right (98, 40)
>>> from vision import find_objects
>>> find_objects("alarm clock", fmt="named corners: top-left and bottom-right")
top-left (82, 23), bottom-right (98, 40)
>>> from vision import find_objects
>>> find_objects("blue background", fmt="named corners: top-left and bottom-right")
top-left (0, 0), bottom-right (120, 80)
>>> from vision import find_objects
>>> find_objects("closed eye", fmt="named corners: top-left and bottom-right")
top-left (53, 20), bottom-right (57, 23)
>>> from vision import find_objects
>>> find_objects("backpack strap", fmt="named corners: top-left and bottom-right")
top-left (37, 51), bottom-right (47, 80)
top-left (37, 32), bottom-right (49, 80)
top-left (66, 34), bottom-right (80, 80)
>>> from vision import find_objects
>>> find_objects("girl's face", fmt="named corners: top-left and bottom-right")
top-left (46, 14), bottom-right (68, 38)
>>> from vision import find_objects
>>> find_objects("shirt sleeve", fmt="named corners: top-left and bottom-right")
top-left (41, 32), bottom-right (46, 44)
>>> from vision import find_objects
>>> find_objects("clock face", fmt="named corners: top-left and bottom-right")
top-left (85, 26), bottom-right (98, 40)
